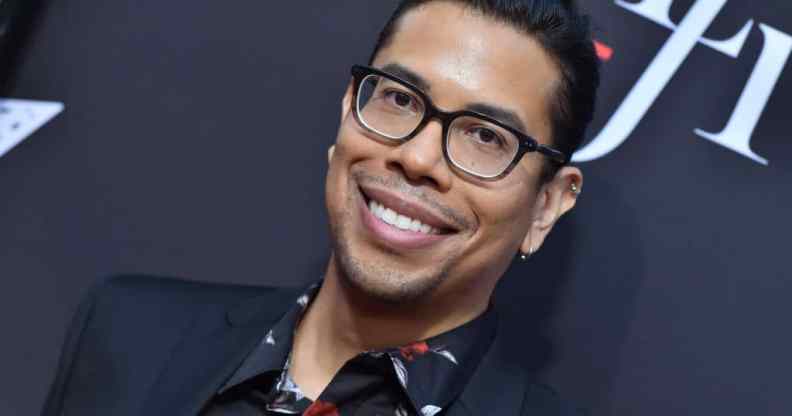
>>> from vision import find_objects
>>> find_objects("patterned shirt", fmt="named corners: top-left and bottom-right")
top-left (200, 282), bottom-right (497, 416)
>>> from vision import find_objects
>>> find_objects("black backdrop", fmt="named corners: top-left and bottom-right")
top-left (2, 1), bottom-right (791, 415)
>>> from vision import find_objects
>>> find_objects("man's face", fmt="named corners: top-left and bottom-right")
top-left (325, 2), bottom-right (574, 304)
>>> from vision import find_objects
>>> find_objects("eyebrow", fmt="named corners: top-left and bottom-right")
top-left (464, 103), bottom-right (527, 134)
top-left (381, 63), bottom-right (432, 93)
top-left (379, 62), bottom-right (529, 135)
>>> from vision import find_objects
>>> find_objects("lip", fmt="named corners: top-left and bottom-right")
top-left (358, 184), bottom-right (459, 232)
top-left (357, 187), bottom-right (454, 250)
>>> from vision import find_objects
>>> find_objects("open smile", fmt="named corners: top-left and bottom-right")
top-left (358, 185), bottom-right (458, 250)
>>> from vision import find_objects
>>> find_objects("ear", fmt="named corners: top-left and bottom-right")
top-left (327, 145), bottom-right (336, 164)
top-left (331, 80), bottom-right (354, 165)
top-left (340, 78), bottom-right (354, 124)
top-left (520, 166), bottom-right (583, 255)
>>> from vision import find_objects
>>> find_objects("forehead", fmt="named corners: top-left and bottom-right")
top-left (373, 2), bottom-right (560, 143)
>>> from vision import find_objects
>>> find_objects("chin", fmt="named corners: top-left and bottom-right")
top-left (331, 231), bottom-right (451, 305)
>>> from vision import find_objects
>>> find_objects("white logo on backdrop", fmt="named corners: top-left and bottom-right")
top-left (0, 98), bottom-right (64, 159)
top-left (573, 0), bottom-right (792, 165)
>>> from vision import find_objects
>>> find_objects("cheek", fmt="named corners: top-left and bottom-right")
top-left (324, 159), bottom-right (344, 222)
top-left (471, 185), bottom-right (535, 246)
top-left (327, 123), bottom-right (363, 185)
top-left (448, 187), bottom-right (534, 284)
top-left (325, 122), bottom-right (378, 214)
top-left (333, 118), bottom-right (379, 162)
top-left (325, 128), bottom-right (354, 214)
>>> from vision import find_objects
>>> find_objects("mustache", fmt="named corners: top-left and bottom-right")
top-left (352, 170), bottom-right (472, 230)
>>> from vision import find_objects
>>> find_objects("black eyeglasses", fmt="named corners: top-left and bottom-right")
top-left (350, 65), bottom-right (568, 180)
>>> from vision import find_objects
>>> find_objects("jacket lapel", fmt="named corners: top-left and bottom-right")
top-left (141, 287), bottom-right (301, 416)
top-left (454, 323), bottom-right (527, 415)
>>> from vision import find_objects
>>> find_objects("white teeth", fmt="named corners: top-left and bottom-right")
top-left (383, 208), bottom-right (397, 224)
top-left (367, 199), bottom-right (437, 234)
top-left (396, 215), bottom-right (412, 230)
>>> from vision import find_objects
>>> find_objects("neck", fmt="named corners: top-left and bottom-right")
top-left (289, 254), bottom-right (492, 399)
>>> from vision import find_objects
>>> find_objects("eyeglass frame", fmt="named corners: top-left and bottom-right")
top-left (349, 65), bottom-right (569, 181)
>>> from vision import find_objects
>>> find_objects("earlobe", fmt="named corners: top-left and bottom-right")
top-left (519, 229), bottom-right (535, 259)
top-left (519, 189), bottom-right (547, 256)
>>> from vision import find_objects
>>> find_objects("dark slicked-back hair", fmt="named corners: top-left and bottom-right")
top-left (369, 0), bottom-right (600, 181)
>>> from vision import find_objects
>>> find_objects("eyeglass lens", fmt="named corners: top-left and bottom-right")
top-left (356, 74), bottom-right (521, 178)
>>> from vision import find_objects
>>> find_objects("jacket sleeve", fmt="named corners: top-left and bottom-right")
top-left (40, 282), bottom-right (100, 416)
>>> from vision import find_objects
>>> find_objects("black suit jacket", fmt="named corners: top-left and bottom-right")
top-left (42, 275), bottom-right (581, 415)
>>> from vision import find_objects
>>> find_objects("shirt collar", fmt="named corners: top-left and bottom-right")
top-left (218, 281), bottom-right (319, 394)
top-left (387, 304), bottom-right (497, 413)
top-left (218, 280), bottom-right (498, 414)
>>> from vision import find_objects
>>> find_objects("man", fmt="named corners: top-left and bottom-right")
top-left (42, 0), bottom-right (599, 415)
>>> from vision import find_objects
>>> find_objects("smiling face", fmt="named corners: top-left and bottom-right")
top-left (325, 2), bottom-right (581, 306)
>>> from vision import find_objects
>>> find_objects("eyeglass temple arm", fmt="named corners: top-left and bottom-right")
top-left (523, 138), bottom-right (570, 165)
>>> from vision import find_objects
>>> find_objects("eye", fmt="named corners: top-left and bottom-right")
top-left (384, 89), bottom-right (419, 112)
top-left (468, 127), bottom-right (506, 147)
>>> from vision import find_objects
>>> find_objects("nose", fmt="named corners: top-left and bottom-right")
top-left (385, 120), bottom-right (453, 191)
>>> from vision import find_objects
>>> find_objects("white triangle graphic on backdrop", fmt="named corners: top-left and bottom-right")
top-left (0, 98), bottom-right (65, 159)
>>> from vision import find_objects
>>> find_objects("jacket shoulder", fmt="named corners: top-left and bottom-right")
top-left (42, 275), bottom-right (293, 415)
top-left (93, 274), bottom-right (283, 310)
top-left (521, 383), bottom-right (586, 416)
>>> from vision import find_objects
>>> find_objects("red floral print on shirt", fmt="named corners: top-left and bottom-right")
top-left (304, 400), bottom-right (340, 416)
top-left (399, 341), bottom-right (430, 361)
top-left (398, 342), bottom-right (458, 365)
